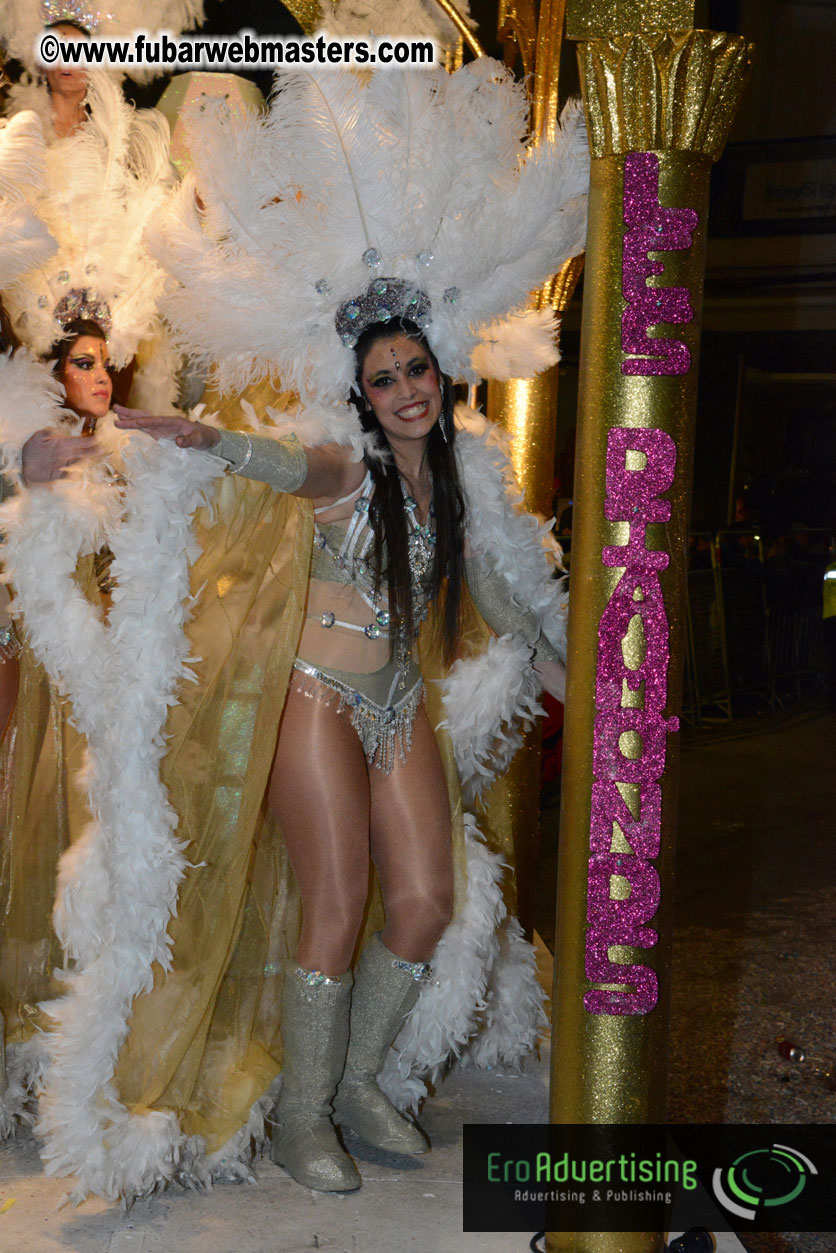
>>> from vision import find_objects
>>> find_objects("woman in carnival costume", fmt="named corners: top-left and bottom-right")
top-left (1, 0), bottom-right (205, 138)
top-left (1, 59), bottom-right (588, 1202)
top-left (1, 315), bottom-right (110, 721)
top-left (1, 0), bottom-right (204, 412)
top-left (0, 27), bottom-right (179, 796)
top-left (0, 67), bottom-right (183, 1127)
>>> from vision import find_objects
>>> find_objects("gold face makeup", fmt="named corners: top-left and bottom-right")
top-left (61, 334), bottom-right (113, 424)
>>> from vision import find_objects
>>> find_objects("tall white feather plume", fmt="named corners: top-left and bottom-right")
top-left (0, 110), bottom-right (48, 199)
top-left (0, 349), bottom-right (68, 476)
top-left (2, 72), bottom-right (175, 366)
top-left (0, 112), bottom-right (57, 290)
top-left (149, 59), bottom-right (588, 400)
top-left (0, 202), bottom-right (57, 291)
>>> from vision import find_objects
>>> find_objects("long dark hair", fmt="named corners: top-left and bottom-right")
top-left (353, 319), bottom-right (466, 664)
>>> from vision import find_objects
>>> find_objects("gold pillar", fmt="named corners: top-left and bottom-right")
top-left (488, 251), bottom-right (584, 936)
top-left (489, 369), bottom-right (559, 518)
top-left (479, 344), bottom-right (545, 928)
top-left (488, 0), bottom-right (582, 937)
top-left (548, 8), bottom-right (751, 1252)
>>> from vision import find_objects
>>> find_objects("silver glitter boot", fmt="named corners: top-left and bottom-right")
top-left (270, 966), bottom-right (361, 1192)
top-left (333, 934), bottom-right (429, 1154)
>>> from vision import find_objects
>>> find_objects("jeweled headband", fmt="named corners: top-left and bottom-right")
top-left (54, 288), bottom-right (112, 336)
top-left (40, 0), bottom-right (108, 31)
top-left (335, 277), bottom-right (432, 349)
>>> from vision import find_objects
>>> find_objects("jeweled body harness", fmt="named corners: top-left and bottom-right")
top-left (292, 469), bottom-right (436, 773)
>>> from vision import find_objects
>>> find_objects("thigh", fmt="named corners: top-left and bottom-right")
top-left (368, 704), bottom-right (454, 912)
top-left (268, 682), bottom-right (371, 915)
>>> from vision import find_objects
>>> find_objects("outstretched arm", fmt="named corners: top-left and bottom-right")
top-left (464, 554), bottom-right (567, 702)
top-left (21, 429), bottom-right (98, 485)
top-left (113, 407), bottom-right (361, 502)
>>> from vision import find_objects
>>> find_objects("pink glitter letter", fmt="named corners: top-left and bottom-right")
top-left (584, 427), bottom-right (679, 1016)
top-left (621, 152), bottom-right (698, 376)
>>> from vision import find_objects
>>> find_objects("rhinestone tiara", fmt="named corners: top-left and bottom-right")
top-left (54, 288), bottom-right (112, 336)
top-left (40, 0), bottom-right (107, 32)
top-left (335, 278), bottom-right (432, 349)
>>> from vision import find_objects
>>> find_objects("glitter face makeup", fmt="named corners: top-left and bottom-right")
top-left (585, 426), bottom-right (680, 1016)
top-left (61, 334), bottom-right (113, 421)
top-left (361, 333), bottom-right (442, 450)
top-left (621, 151), bottom-right (699, 377)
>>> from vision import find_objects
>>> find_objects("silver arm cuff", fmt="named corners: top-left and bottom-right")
top-left (465, 555), bottom-right (561, 665)
top-left (210, 429), bottom-right (308, 494)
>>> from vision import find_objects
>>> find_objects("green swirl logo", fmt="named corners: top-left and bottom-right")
top-left (712, 1144), bottom-right (817, 1220)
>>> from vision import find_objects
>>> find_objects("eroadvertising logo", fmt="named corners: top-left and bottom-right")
top-left (712, 1143), bottom-right (817, 1221)
top-left (463, 1124), bottom-right (833, 1234)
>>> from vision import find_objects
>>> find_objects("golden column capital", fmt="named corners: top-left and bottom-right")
top-left (577, 29), bottom-right (754, 160)
top-left (567, 0), bottom-right (695, 40)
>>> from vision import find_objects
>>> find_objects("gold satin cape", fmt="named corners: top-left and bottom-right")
top-left (1, 382), bottom-right (515, 1159)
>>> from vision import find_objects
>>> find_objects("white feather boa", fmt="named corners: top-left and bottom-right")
top-left (438, 406), bottom-right (568, 803)
top-left (375, 408), bottom-right (563, 1109)
top-left (0, 366), bottom-right (557, 1199)
top-left (0, 353), bottom-right (223, 1201)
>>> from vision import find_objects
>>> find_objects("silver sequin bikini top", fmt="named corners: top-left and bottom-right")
top-left (309, 469), bottom-right (436, 647)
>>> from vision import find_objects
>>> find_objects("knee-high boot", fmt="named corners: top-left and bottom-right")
top-left (270, 966), bottom-right (361, 1191)
top-left (333, 934), bottom-right (428, 1154)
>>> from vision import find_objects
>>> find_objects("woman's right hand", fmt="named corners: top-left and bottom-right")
top-left (113, 406), bottom-right (221, 450)
top-left (21, 428), bottom-right (98, 486)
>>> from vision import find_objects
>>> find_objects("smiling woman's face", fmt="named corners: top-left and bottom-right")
top-left (60, 334), bottom-right (112, 419)
top-left (359, 332), bottom-right (442, 452)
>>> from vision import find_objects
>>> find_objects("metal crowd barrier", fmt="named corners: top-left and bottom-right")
top-left (683, 529), bottom-right (830, 724)
top-left (551, 527), bottom-right (827, 726)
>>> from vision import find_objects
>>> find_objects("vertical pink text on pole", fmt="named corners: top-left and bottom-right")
top-left (585, 428), bottom-right (679, 1016)
top-left (621, 151), bottom-right (698, 376)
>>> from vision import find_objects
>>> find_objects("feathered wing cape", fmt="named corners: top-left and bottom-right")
top-left (0, 361), bottom-right (564, 1201)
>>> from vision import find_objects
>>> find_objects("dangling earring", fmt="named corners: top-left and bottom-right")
top-left (439, 382), bottom-right (450, 445)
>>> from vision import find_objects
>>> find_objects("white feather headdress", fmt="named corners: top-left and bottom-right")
top-left (2, 72), bottom-right (174, 366)
top-left (150, 59), bottom-right (588, 404)
top-left (0, 0), bottom-right (205, 81)
top-left (0, 111), bottom-right (57, 290)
